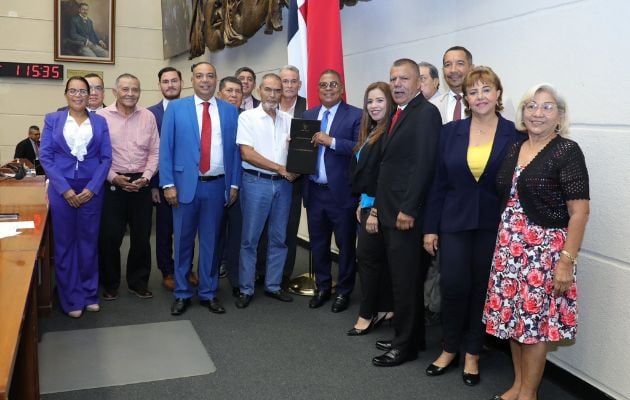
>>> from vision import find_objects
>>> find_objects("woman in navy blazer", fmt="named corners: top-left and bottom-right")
top-left (40, 76), bottom-right (112, 318)
top-left (422, 67), bottom-right (523, 385)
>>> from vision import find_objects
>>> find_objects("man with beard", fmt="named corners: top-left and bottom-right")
top-left (235, 66), bottom-right (260, 111)
top-left (431, 46), bottom-right (474, 123)
top-left (97, 73), bottom-right (160, 301)
top-left (160, 62), bottom-right (240, 316)
top-left (234, 73), bottom-right (296, 309)
top-left (148, 67), bottom-right (196, 291)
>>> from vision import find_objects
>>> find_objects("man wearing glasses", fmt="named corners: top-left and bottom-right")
top-left (58, 73), bottom-right (106, 112)
top-left (234, 73), bottom-right (297, 309)
top-left (303, 70), bottom-right (362, 313)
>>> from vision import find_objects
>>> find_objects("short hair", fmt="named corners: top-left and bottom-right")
top-left (515, 83), bottom-right (570, 137)
top-left (191, 61), bottom-right (215, 73)
top-left (219, 76), bottom-right (242, 91)
top-left (443, 46), bottom-right (473, 65)
top-left (392, 58), bottom-right (420, 76)
top-left (319, 69), bottom-right (342, 82)
top-left (115, 73), bottom-right (140, 87)
top-left (64, 75), bottom-right (90, 93)
top-left (279, 65), bottom-right (301, 78)
top-left (418, 61), bottom-right (439, 80)
top-left (260, 73), bottom-right (282, 86)
top-left (235, 66), bottom-right (256, 81)
top-left (28, 125), bottom-right (40, 131)
top-left (462, 66), bottom-right (504, 116)
top-left (158, 67), bottom-right (182, 81)
top-left (78, 2), bottom-right (89, 8)
top-left (83, 73), bottom-right (104, 85)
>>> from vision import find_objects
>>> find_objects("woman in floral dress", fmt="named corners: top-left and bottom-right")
top-left (483, 84), bottom-right (590, 400)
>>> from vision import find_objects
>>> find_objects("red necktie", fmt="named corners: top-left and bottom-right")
top-left (452, 94), bottom-right (462, 121)
top-left (389, 107), bottom-right (402, 134)
top-left (200, 101), bottom-right (212, 173)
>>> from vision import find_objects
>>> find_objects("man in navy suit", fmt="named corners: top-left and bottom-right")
top-left (235, 67), bottom-right (260, 111)
top-left (148, 67), bottom-right (182, 291)
top-left (303, 69), bottom-right (361, 313)
top-left (160, 62), bottom-right (240, 316)
top-left (69, 3), bottom-right (108, 58)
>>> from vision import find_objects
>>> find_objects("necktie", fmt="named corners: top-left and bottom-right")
top-left (315, 110), bottom-right (330, 181)
top-left (200, 101), bottom-right (212, 173)
top-left (452, 94), bottom-right (462, 121)
top-left (389, 107), bottom-right (402, 134)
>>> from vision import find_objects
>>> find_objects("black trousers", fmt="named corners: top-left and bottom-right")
top-left (382, 223), bottom-right (429, 353)
top-left (99, 176), bottom-right (153, 291)
top-left (356, 208), bottom-right (392, 319)
top-left (439, 229), bottom-right (496, 355)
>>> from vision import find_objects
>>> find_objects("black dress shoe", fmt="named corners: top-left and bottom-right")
top-left (232, 287), bottom-right (241, 297)
top-left (375, 339), bottom-right (392, 351)
top-left (235, 294), bottom-right (253, 309)
top-left (308, 290), bottom-right (331, 308)
top-left (331, 294), bottom-right (350, 313)
top-left (200, 297), bottom-right (226, 314)
top-left (425, 353), bottom-right (460, 376)
top-left (463, 371), bottom-right (480, 386)
top-left (264, 290), bottom-right (293, 302)
top-left (372, 348), bottom-right (417, 367)
top-left (171, 298), bottom-right (191, 315)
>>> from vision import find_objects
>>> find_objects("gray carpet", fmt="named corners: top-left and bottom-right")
top-left (39, 320), bottom-right (215, 394)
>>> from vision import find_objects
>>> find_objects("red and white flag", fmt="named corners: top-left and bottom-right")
top-left (288, 0), bottom-right (345, 108)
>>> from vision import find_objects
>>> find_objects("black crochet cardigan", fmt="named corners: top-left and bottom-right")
top-left (496, 135), bottom-right (589, 228)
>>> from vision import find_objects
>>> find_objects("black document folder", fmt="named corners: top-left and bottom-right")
top-left (286, 118), bottom-right (320, 174)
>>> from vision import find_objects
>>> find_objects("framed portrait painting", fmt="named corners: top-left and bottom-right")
top-left (54, 0), bottom-right (116, 64)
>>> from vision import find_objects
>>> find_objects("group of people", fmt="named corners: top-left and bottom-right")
top-left (36, 44), bottom-right (589, 400)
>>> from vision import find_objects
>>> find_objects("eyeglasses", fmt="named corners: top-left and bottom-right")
top-left (524, 101), bottom-right (557, 115)
top-left (318, 81), bottom-right (339, 89)
top-left (67, 88), bottom-right (89, 96)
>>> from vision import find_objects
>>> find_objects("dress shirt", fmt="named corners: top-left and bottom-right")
top-left (194, 95), bottom-right (224, 176)
top-left (312, 102), bottom-right (339, 184)
top-left (241, 95), bottom-right (254, 111)
top-left (446, 89), bottom-right (467, 122)
top-left (63, 114), bottom-right (94, 165)
top-left (279, 97), bottom-right (297, 116)
top-left (97, 103), bottom-right (159, 182)
top-left (162, 98), bottom-right (172, 111)
top-left (236, 106), bottom-right (292, 173)
top-left (428, 90), bottom-right (442, 103)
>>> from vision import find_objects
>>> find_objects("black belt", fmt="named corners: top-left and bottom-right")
top-left (243, 169), bottom-right (282, 180)
top-left (199, 174), bottom-right (224, 182)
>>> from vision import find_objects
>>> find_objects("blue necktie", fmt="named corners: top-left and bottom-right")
top-left (315, 110), bottom-right (330, 182)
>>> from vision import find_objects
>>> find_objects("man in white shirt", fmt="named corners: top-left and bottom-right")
top-left (418, 61), bottom-right (442, 102)
top-left (430, 46), bottom-right (474, 123)
top-left (234, 73), bottom-right (297, 308)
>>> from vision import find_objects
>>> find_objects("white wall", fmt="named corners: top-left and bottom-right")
top-left (0, 1), bottom-right (628, 398)
top-left (212, 1), bottom-right (630, 398)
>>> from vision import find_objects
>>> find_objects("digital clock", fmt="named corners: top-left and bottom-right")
top-left (0, 62), bottom-right (64, 80)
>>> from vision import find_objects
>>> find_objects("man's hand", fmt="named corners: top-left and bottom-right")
top-left (151, 188), bottom-right (160, 203)
top-left (311, 131), bottom-right (333, 147)
top-left (112, 175), bottom-right (138, 192)
top-left (395, 211), bottom-right (415, 231)
top-left (63, 189), bottom-right (81, 208)
top-left (163, 186), bottom-right (178, 207)
top-left (131, 177), bottom-right (148, 189)
top-left (277, 166), bottom-right (298, 182)
top-left (76, 188), bottom-right (94, 205)
top-left (226, 187), bottom-right (238, 207)
top-left (423, 234), bottom-right (439, 256)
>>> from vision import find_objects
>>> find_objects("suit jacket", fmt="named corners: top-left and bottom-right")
top-left (159, 96), bottom-right (241, 204)
top-left (39, 111), bottom-right (112, 196)
top-left (294, 96), bottom-right (307, 118)
top-left (14, 138), bottom-right (37, 164)
top-left (350, 134), bottom-right (382, 198)
top-left (302, 101), bottom-right (362, 209)
top-left (148, 101), bottom-right (165, 189)
top-left (69, 15), bottom-right (101, 44)
top-left (423, 115), bottom-right (524, 233)
top-left (376, 94), bottom-right (442, 228)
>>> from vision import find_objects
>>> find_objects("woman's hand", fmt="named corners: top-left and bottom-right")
top-left (553, 258), bottom-right (574, 294)
top-left (63, 189), bottom-right (81, 208)
top-left (366, 214), bottom-right (379, 234)
top-left (356, 205), bottom-right (361, 223)
top-left (423, 233), bottom-right (439, 256)
top-left (76, 188), bottom-right (94, 204)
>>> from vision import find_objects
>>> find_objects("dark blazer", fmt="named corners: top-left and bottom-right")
top-left (424, 115), bottom-right (523, 234)
top-left (14, 138), bottom-right (37, 164)
top-left (302, 101), bottom-right (362, 209)
top-left (295, 95), bottom-right (307, 118)
top-left (147, 101), bottom-right (165, 189)
top-left (69, 15), bottom-right (101, 44)
top-left (39, 111), bottom-right (112, 196)
top-left (376, 94), bottom-right (442, 228)
top-left (159, 96), bottom-right (241, 203)
top-left (350, 132), bottom-right (383, 198)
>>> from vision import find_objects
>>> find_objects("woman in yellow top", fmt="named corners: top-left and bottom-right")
top-left (422, 66), bottom-right (523, 385)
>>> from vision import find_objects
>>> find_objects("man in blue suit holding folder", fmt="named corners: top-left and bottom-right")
top-left (160, 62), bottom-right (241, 316)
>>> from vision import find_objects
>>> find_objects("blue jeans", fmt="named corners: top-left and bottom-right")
top-left (239, 172), bottom-right (292, 295)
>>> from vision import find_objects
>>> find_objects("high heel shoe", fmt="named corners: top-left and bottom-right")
top-left (463, 371), bottom-right (480, 386)
top-left (347, 316), bottom-right (377, 336)
top-left (425, 352), bottom-right (460, 376)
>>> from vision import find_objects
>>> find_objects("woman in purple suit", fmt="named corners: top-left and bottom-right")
top-left (40, 76), bottom-right (112, 318)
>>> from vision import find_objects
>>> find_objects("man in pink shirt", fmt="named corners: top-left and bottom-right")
top-left (97, 73), bottom-right (159, 300)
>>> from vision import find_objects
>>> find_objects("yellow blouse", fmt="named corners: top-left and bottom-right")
top-left (467, 140), bottom-right (493, 181)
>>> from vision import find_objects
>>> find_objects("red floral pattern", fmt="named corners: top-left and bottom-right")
top-left (483, 167), bottom-right (578, 343)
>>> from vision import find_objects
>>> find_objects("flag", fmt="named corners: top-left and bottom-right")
top-left (288, 0), bottom-right (345, 108)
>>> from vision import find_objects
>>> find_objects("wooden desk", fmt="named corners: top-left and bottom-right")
top-left (0, 176), bottom-right (49, 400)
